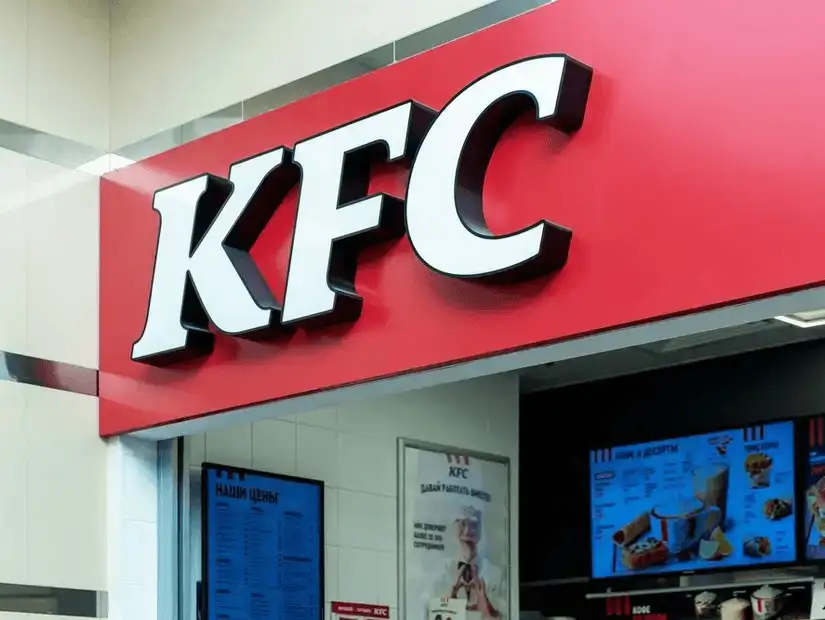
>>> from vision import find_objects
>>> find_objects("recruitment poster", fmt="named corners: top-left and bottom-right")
top-left (400, 441), bottom-right (510, 620)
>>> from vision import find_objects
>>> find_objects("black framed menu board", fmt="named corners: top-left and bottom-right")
top-left (202, 463), bottom-right (324, 620)
top-left (590, 421), bottom-right (798, 578)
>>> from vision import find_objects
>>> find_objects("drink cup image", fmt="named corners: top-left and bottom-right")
top-left (693, 464), bottom-right (730, 524)
top-left (649, 497), bottom-right (720, 555)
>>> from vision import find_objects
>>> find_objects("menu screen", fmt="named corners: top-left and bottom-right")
top-left (590, 422), bottom-right (797, 578)
top-left (203, 465), bottom-right (323, 620)
top-left (805, 417), bottom-right (825, 559)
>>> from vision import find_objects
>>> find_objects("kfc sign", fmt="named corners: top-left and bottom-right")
top-left (131, 55), bottom-right (592, 365)
top-left (100, 0), bottom-right (825, 436)
top-left (331, 602), bottom-right (391, 620)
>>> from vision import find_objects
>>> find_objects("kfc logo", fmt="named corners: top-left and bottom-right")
top-left (131, 54), bottom-right (593, 365)
top-left (449, 467), bottom-right (469, 479)
top-left (331, 602), bottom-right (390, 620)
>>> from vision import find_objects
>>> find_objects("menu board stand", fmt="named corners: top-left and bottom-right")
top-left (201, 463), bottom-right (324, 620)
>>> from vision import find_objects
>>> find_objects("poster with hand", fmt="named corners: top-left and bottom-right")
top-left (400, 441), bottom-right (510, 620)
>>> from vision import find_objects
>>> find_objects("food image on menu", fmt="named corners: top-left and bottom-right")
top-left (762, 498), bottom-right (792, 521)
top-left (698, 539), bottom-right (723, 561)
top-left (609, 470), bottom-right (730, 569)
top-left (745, 453), bottom-right (773, 488)
top-left (743, 536), bottom-right (772, 558)
top-left (698, 526), bottom-right (733, 561)
top-left (590, 421), bottom-right (797, 578)
top-left (612, 512), bottom-right (650, 546)
top-left (621, 536), bottom-right (669, 570)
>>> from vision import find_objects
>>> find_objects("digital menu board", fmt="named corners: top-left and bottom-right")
top-left (202, 464), bottom-right (324, 620)
top-left (805, 416), bottom-right (825, 560)
top-left (590, 422), bottom-right (797, 578)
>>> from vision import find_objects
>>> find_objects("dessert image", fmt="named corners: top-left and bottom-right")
top-left (612, 512), bottom-right (650, 546)
top-left (699, 526), bottom-right (733, 561)
top-left (745, 453), bottom-right (773, 488)
top-left (694, 591), bottom-right (719, 618)
top-left (762, 498), bottom-right (792, 521)
top-left (621, 536), bottom-right (669, 570)
top-left (743, 536), bottom-right (772, 558)
top-left (699, 538), bottom-right (723, 561)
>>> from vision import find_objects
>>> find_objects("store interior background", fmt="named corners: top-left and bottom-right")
top-left (181, 374), bottom-right (520, 620)
top-left (520, 316), bottom-right (825, 617)
top-left (174, 310), bottom-right (825, 620)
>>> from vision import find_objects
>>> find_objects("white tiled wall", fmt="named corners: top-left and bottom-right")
top-left (0, 0), bottom-right (505, 152)
top-left (0, 381), bottom-right (106, 591)
top-left (106, 437), bottom-right (159, 620)
top-left (109, 0), bottom-right (496, 147)
top-left (0, 146), bottom-right (99, 369)
top-left (0, 141), bottom-right (105, 614)
top-left (0, 0), bottom-right (110, 149)
top-left (187, 373), bottom-right (520, 620)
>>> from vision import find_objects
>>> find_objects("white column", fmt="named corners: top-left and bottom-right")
top-left (106, 436), bottom-right (160, 620)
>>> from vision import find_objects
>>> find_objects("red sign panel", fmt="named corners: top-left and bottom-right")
top-left (100, 0), bottom-right (825, 435)
top-left (332, 603), bottom-right (390, 619)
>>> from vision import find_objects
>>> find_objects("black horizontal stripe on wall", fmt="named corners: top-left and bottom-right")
top-left (0, 582), bottom-right (105, 617)
top-left (0, 350), bottom-right (98, 396)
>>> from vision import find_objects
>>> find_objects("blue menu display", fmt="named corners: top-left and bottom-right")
top-left (805, 417), bottom-right (825, 559)
top-left (590, 422), bottom-right (797, 578)
top-left (203, 465), bottom-right (323, 620)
